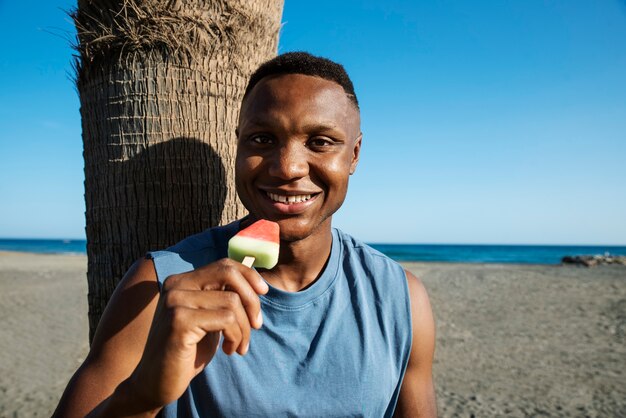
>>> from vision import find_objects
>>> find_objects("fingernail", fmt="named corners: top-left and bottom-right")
top-left (244, 341), bottom-right (250, 354)
top-left (256, 311), bottom-right (263, 328)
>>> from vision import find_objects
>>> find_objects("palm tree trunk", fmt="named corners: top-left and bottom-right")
top-left (73, 0), bottom-right (284, 342)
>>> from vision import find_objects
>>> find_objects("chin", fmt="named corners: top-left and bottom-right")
top-left (276, 217), bottom-right (331, 243)
top-left (276, 224), bottom-right (311, 243)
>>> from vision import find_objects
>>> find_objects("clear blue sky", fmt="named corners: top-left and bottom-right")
top-left (1, 1), bottom-right (625, 244)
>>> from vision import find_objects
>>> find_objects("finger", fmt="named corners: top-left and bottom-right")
top-left (238, 264), bottom-right (270, 295)
top-left (219, 291), bottom-right (251, 354)
top-left (198, 259), bottom-right (269, 295)
top-left (163, 260), bottom-right (266, 329)
top-left (212, 308), bottom-right (244, 356)
top-left (221, 274), bottom-right (265, 330)
top-left (174, 307), bottom-right (244, 356)
top-left (197, 262), bottom-right (265, 329)
top-left (164, 289), bottom-right (252, 354)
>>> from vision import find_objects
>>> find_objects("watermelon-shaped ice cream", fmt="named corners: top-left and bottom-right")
top-left (228, 219), bottom-right (280, 269)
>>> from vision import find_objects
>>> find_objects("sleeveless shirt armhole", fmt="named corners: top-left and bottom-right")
top-left (147, 248), bottom-right (207, 291)
top-left (147, 228), bottom-right (212, 291)
top-left (146, 220), bottom-right (241, 292)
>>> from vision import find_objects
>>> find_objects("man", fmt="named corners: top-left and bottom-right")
top-left (54, 52), bottom-right (436, 417)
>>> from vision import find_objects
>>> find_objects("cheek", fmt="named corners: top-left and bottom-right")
top-left (321, 158), bottom-right (351, 188)
top-left (236, 155), bottom-right (261, 177)
top-left (234, 156), bottom-right (257, 199)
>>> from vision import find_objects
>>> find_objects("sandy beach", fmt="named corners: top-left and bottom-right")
top-left (0, 252), bottom-right (89, 417)
top-left (406, 262), bottom-right (626, 417)
top-left (0, 252), bottom-right (624, 417)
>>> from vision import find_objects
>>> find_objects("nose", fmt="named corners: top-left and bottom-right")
top-left (268, 142), bottom-right (309, 180)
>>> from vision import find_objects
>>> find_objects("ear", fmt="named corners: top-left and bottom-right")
top-left (349, 133), bottom-right (362, 175)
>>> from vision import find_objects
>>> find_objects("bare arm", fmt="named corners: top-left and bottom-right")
top-left (52, 258), bottom-right (161, 417)
top-left (394, 270), bottom-right (437, 418)
top-left (52, 257), bottom-right (268, 417)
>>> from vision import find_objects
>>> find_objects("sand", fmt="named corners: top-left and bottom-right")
top-left (406, 262), bottom-right (626, 417)
top-left (0, 252), bottom-right (89, 417)
top-left (0, 252), bottom-right (624, 417)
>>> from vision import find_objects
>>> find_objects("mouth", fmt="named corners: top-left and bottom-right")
top-left (260, 189), bottom-right (321, 215)
top-left (266, 192), bottom-right (315, 204)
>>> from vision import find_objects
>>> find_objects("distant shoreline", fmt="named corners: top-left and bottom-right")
top-left (0, 250), bottom-right (558, 266)
top-left (2, 239), bottom-right (626, 265)
top-left (0, 250), bottom-right (86, 257)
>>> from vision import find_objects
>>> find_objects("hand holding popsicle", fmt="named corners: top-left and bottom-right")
top-left (125, 222), bottom-right (278, 409)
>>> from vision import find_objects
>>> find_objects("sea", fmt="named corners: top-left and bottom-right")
top-left (1, 238), bottom-right (625, 265)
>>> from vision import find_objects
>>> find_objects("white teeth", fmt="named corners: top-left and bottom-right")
top-left (267, 192), bottom-right (313, 204)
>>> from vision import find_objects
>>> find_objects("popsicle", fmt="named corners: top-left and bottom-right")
top-left (228, 219), bottom-right (280, 269)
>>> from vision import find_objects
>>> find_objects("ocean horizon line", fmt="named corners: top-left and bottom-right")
top-left (2, 238), bottom-right (626, 265)
top-left (1, 237), bottom-right (626, 247)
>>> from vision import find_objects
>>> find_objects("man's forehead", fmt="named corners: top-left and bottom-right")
top-left (240, 74), bottom-right (360, 130)
top-left (243, 74), bottom-right (352, 107)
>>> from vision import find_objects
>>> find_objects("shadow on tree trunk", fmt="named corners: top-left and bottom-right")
top-left (86, 137), bottom-right (228, 341)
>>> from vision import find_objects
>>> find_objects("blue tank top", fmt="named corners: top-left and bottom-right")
top-left (149, 220), bottom-right (412, 417)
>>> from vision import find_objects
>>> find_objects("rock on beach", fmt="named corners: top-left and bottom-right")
top-left (561, 254), bottom-right (626, 267)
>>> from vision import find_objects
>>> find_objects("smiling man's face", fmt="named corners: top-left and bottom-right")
top-left (235, 73), bottom-right (361, 242)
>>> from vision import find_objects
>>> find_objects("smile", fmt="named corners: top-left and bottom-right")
top-left (266, 192), bottom-right (314, 204)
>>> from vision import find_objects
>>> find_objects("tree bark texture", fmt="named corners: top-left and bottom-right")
top-left (73, 0), bottom-right (284, 342)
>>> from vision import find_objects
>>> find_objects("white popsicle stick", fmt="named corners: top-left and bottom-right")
top-left (242, 256), bottom-right (255, 268)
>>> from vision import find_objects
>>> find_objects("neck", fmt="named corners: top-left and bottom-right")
top-left (261, 221), bottom-right (333, 293)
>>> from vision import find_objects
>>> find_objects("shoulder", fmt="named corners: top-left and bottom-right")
top-left (151, 220), bottom-right (239, 258)
top-left (402, 268), bottom-right (435, 370)
top-left (53, 256), bottom-right (162, 417)
top-left (401, 268), bottom-right (434, 346)
top-left (403, 270), bottom-right (432, 316)
top-left (334, 227), bottom-right (412, 326)
top-left (394, 268), bottom-right (437, 417)
top-left (89, 256), bottom-right (160, 355)
top-left (333, 228), bottom-right (409, 300)
top-left (149, 220), bottom-right (241, 285)
top-left (334, 228), bottom-right (405, 275)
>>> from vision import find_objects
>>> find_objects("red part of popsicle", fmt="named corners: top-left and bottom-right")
top-left (236, 219), bottom-right (279, 243)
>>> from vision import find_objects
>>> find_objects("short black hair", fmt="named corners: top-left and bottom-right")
top-left (243, 51), bottom-right (359, 109)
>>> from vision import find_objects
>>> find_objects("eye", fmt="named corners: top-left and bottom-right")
top-left (249, 134), bottom-right (274, 145)
top-left (307, 137), bottom-right (334, 149)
